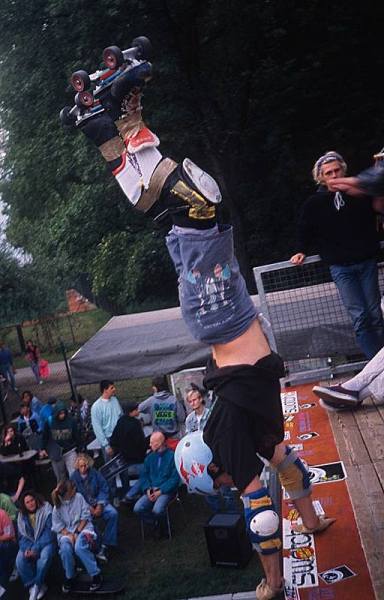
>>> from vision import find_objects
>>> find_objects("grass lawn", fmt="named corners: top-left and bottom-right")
top-left (8, 490), bottom-right (261, 600)
top-left (7, 309), bottom-right (112, 368)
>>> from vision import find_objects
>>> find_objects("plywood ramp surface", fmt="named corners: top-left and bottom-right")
top-left (281, 384), bottom-right (378, 600)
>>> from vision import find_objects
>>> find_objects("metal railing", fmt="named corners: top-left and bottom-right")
top-left (253, 247), bottom-right (384, 384)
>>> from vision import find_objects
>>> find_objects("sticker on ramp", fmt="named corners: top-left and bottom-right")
top-left (281, 391), bottom-right (299, 415)
top-left (319, 565), bottom-right (356, 585)
top-left (308, 461), bottom-right (347, 485)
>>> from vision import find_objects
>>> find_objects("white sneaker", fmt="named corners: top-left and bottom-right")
top-left (29, 584), bottom-right (39, 600)
top-left (37, 583), bottom-right (48, 600)
top-left (0, 585), bottom-right (6, 598)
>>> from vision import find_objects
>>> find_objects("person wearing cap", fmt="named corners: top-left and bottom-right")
top-left (290, 150), bottom-right (384, 359)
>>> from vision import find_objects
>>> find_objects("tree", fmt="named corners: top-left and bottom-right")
top-left (1, 1), bottom-right (384, 313)
top-left (0, 244), bottom-right (63, 326)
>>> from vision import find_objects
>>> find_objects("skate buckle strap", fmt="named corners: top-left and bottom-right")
top-left (99, 136), bottom-right (126, 161)
top-left (136, 158), bottom-right (178, 213)
top-left (170, 180), bottom-right (216, 220)
top-left (242, 495), bottom-right (273, 510)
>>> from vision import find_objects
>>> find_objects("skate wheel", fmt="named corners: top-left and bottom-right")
top-left (132, 36), bottom-right (152, 60)
top-left (103, 45), bottom-right (124, 69)
top-left (70, 70), bottom-right (91, 92)
top-left (59, 106), bottom-right (76, 126)
top-left (74, 90), bottom-right (94, 108)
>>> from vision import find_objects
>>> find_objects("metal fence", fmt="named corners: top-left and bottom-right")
top-left (253, 248), bottom-right (384, 384)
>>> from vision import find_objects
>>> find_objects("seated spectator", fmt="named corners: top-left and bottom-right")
top-left (133, 432), bottom-right (180, 536)
top-left (0, 424), bottom-right (28, 457)
top-left (110, 401), bottom-right (148, 500)
top-left (0, 463), bottom-right (26, 504)
top-left (138, 376), bottom-right (186, 446)
top-left (39, 396), bottom-right (57, 428)
top-left (51, 480), bottom-right (102, 593)
top-left (185, 389), bottom-right (237, 514)
top-left (71, 454), bottom-right (118, 563)
top-left (313, 344), bottom-right (384, 410)
top-left (17, 403), bottom-right (41, 443)
top-left (42, 401), bottom-right (80, 482)
top-left (0, 507), bottom-right (18, 591)
top-left (16, 491), bottom-right (55, 600)
top-left (21, 391), bottom-right (43, 416)
top-left (0, 489), bottom-right (18, 523)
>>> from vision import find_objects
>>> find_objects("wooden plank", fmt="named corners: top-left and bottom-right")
top-left (373, 459), bottom-right (384, 490)
top-left (328, 410), bottom-right (371, 466)
top-left (370, 393), bottom-right (384, 421)
top-left (344, 464), bottom-right (384, 600)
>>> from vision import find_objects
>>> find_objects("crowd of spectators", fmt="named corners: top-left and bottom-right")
top-left (0, 374), bottom-right (236, 598)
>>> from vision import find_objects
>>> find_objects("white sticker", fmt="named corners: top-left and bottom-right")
top-left (281, 391), bottom-right (299, 415)
top-left (284, 430), bottom-right (291, 441)
top-left (283, 519), bottom-right (318, 588)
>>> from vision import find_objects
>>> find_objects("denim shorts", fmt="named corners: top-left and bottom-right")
top-left (166, 224), bottom-right (258, 344)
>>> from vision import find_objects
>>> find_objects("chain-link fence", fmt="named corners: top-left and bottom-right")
top-left (253, 247), bottom-right (384, 383)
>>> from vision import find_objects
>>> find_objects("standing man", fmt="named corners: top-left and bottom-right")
top-left (91, 380), bottom-right (123, 462)
top-left (0, 341), bottom-right (16, 391)
top-left (138, 376), bottom-right (185, 445)
top-left (291, 151), bottom-right (384, 359)
top-left (133, 432), bottom-right (180, 536)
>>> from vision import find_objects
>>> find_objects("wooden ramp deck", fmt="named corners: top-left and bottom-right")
top-left (326, 387), bottom-right (384, 600)
top-left (281, 383), bottom-right (383, 600)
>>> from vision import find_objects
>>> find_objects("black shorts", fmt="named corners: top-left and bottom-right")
top-left (203, 352), bottom-right (285, 491)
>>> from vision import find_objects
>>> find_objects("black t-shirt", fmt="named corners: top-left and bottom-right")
top-left (297, 190), bottom-right (379, 265)
top-left (203, 352), bottom-right (285, 491)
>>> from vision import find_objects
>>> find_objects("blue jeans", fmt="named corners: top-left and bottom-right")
top-left (122, 464), bottom-right (144, 499)
top-left (330, 258), bottom-right (384, 359)
top-left (0, 365), bottom-right (16, 390)
top-left (133, 493), bottom-right (174, 523)
top-left (98, 503), bottom-right (118, 547)
top-left (30, 361), bottom-right (41, 383)
top-left (16, 543), bottom-right (54, 588)
top-left (58, 533), bottom-right (100, 579)
top-left (0, 541), bottom-right (18, 587)
top-left (166, 225), bottom-right (258, 344)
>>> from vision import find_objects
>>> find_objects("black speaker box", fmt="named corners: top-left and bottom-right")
top-left (204, 513), bottom-right (253, 568)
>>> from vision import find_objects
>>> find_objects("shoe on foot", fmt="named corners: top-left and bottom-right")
top-left (293, 515), bottom-right (336, 534)
top-left (36, 583), bottom-right (48, 600)
top-left (96, 544), bottom-right (108, 563)
top-left (256, 578), bottom-right (284, 600)
top-left (29, 584), bottom-right (38, 600)
top-left (89, 574), bottom-right (103, 592)
top-left (62, 578), bottom-right (74, 594)
top-left (312, 384), bottom-right (361, 408)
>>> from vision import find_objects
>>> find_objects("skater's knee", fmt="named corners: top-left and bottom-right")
top-left (242, 487), bottom-right (281, 555)
top-left (276, 446), bottom-right (312, 500)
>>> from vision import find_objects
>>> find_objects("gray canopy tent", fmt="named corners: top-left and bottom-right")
top-left (69, 306), bottom-right (211, 385)
top-left (69, 297), bottom-right (261, 385)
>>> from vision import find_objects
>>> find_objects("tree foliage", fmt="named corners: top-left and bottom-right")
top-left (1, 1), bottom-right (384, 318)
top-left (0, 244), bottom-right (63, 326)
